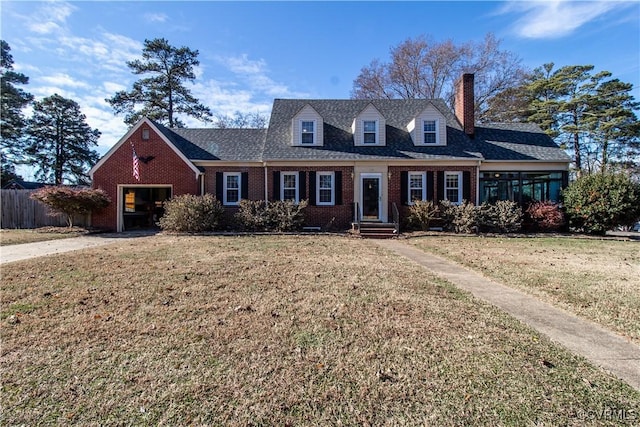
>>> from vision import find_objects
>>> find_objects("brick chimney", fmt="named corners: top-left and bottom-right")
top-left (454, 73), bottom-right (475, 137)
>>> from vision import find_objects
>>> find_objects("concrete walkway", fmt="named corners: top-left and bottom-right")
top-left (374, 238), bottom-right (640, 391)
top-left (0, 232), bottom-right (155, 264)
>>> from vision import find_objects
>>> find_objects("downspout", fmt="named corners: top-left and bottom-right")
top-left (200, 172), bottom-right (205, 195)
top-left (476, 160), bottom-right (481, 205)
top-left (263, 162), bottom-right (269, 203)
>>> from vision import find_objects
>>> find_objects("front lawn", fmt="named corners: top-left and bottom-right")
top-left (408, 234), bottom-right (640, 344)
top-left (1, 235), bottom-right (638, 425)
top-left (0, 227), bottom-right (89, 246)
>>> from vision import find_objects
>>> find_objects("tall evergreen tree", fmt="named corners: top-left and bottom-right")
top-left (25, 94), bottom-right (100, 185)
top-left (503, 63), bottom-right (640, 175)
top-left (1, 40), bottom-right (33, 165)
top-left (107, 38), bottom-right (212, 128)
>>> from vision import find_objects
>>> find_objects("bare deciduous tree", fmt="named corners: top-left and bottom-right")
top-left (351, 33), bottom-right (527, 122)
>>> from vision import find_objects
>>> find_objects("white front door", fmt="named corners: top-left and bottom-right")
top-left (361, 173), bottom-right (382, 221)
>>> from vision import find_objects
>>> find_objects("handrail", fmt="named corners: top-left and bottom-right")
top-left (392, 202), bottom-right (400, 234)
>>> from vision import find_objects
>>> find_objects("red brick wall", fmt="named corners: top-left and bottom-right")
top-left (202, 166), bottom-right (265, 227)
top-left (267, 166), bottom-right (355, 230)
top-left (92, 125), bottom-right (199, 230)
top-left (388, 165), bottom-right (478, 222)
top-left (454, 73), bottom-right (475, 136)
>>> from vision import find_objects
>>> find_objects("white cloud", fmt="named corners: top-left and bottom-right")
top-left (216, 54), bottom-right (309, 99)
top-left (26, 1), bottom-right (76, 35)
top-left (500, 0), bottom-right (631, 39)
top-left (144, 13), bottom-right (167, 23)
top-left (40, 73), bottom-right (91, 89)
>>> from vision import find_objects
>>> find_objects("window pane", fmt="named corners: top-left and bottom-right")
top-left (283, 174), bottom-right (296, 188)
top-left (409, 175), bottom-right (423, 189)
top-left (227, 189), bottom-right (239, 203)
top-left (283, 189), bottom-right (296, 200)
top-left (363, 132), bottom-right (376, 143)
top-left (364, 121), bottom-right (376, 132)
top-left (424, 133), bottom-right (436, 144)
top-left (423, 120), bottom-right (436, 132)
top-left (301, 121), bottom-right (314, 133)
top-left (446, 189), bottom-right (459, 203)
top-left (319, 174), bottom-right (332, 189)
top-left (446, 174), bottom-right (459, 188)
top-left (410, 189), bottom-right (423, 202)
top-left (301, 133), bottom-right (314, 144)
top-left (226, 175), bottom-right (239, 189)
top-left (319, 189), bottom-right (332, 203)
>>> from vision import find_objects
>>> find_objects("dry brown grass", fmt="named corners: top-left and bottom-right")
top-left (0, 227), bottom-right (89, 246)
top-left (408, 234), bottom-right (640, 345)
top-left (2, 234), bottom-right (639, 425)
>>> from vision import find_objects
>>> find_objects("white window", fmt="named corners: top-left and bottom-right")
top-left (281, 172), bottom-right (299, 202)
top-left (142, 128), bottom-right (150, 140)
top-left (223, 172), bottom-right (241, 206)
top-left (363, 120), bottom-right (377, 144)
top-left (445, 171), bottom-right (463, 204)
top-left (317, 172), bottom-right (335, 205)
top-left (408, 172), bottom-right (426, 204)
top-left (423, 120), bottom-right (437, 144)
top-left (301, 121), bottom-right (315, 144)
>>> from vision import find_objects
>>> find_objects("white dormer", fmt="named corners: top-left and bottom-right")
top-left (407, 104), bottom-right (447, 146)
top-left (292, 104), bottom-right (323, 146)
top-left (352, 104), bottom-right (386, 146)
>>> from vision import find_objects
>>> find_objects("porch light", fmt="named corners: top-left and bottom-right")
top-left (388, 171), bottom-right (392, 180)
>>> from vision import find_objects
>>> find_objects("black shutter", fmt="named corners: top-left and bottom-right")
top-left (463, 171), bottom-right (471, 202)
top-left (309, 171), bottom-right (316, 205)
top-left (437, 171), bottom-right (445, 202)
top-left (273, 171), bottom-right (281, 201)
top-left (241, 172), bottom-right (249, 200)
top-left (400, 171), bottom-right (408, 205)
top-left (299, 171), bottom-right (306, 200)
top-left (216, 172), bottom-right (223, 201)
top-left (427, 171), bottom-right (434, 202)
top-left (334, 171), bottom-right (342, 205)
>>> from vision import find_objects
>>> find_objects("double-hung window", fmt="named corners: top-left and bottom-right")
top-left (445, 171), bottom-right (462, 204)
top-left (317, 172), bottom-right (335, 205)
top-left (423, 120), bottom-right (437, 144)
top-left (408, 172), bottom-right (426, 204)
top-left (301, 121), bottom-right (315, 144)
top-left (223, 172), bottom-right (241, 206)
top-left (281, 172), bottom-right (299, 202)
top-left (363, 120), bottom-right (377, 144)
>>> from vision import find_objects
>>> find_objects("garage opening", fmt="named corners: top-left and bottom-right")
top-left (122, 187), bottom-right (172, 230)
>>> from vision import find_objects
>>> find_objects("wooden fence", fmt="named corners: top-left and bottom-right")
top-left (1, 189), bottom-right (89, 229)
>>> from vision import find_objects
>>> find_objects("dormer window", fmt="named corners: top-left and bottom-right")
top-left (363, 120), bottom-right (377, 144)
top-left (301, 121), bottom-right (315, 144)
top-left (423, 120), bottom-right (437, 144)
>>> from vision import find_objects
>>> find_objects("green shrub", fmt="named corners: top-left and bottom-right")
top-left (440, 200), bottom-right (478, 234)
top-left (526, 201), bottom-right (565, 232)
top-left (235, 199), bottom-right (308, 232)
top-left (158, 194), bottom-right (224, 232)
top-left (407, 200), bottom-right (439, 231)
top-left (478, 200), bottom-right (523, 233)
top-left (31, 186), bottom-right (110, 227)
top-left (562, 173), bottom-right (640, 235)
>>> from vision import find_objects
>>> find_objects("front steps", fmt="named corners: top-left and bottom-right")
top-left (354, 222), bottom-right (398, 239)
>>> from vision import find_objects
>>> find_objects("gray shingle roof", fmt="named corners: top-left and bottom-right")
top-left (153, 121), bottom-right (266, 162)
top-left (151, 100), bottom-right (570, 163)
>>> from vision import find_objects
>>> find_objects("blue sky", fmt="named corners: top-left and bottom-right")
top-left (2, 1), bottom-right (639, 179)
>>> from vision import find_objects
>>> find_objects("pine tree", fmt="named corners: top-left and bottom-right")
top-left (107, 38), bottom-right (212, 128)
top-left (25, 94), bottom-right (100, 185)
top-left (1, 40), bottom-right (33, 165)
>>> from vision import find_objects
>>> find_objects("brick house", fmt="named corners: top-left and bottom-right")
top-left (90, 74), bottom-right (571, 232)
